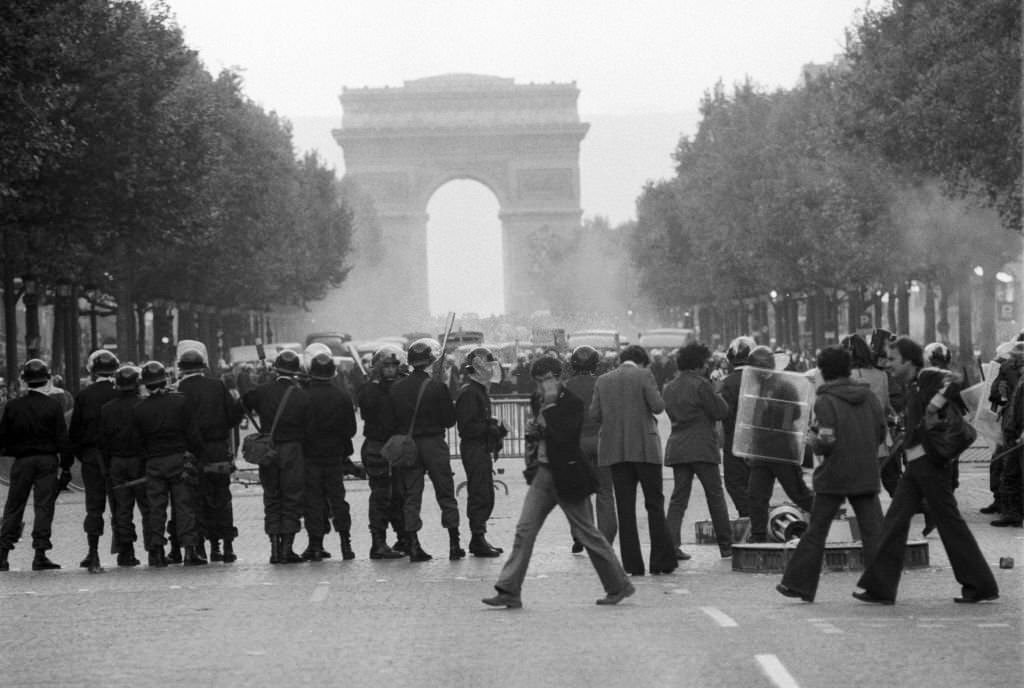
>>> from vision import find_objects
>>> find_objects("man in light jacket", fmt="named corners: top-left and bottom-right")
top-left (590, 345), bottom-right (676, 576)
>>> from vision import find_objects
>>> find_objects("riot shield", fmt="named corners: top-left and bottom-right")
top-left (961, 361), bottom-right (1004, 445)
top-left (732, 366), bottom-right (813, 464)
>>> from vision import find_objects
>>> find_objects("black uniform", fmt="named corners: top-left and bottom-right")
top-left (242, 378), bottom-right (311, 535)
top-left (99, 393), bottom-right (150, 546)
top-left (176, 372), bottom-right (243, 542)
top-left (69, 378), bottom-right (119, 538)
top-left (384, 369), bottom-right (459, 535)
top-left (456, 380), bottom-right (495, 536)
top-left (358, 378), bottom-right (404, 537)
top-left (719, 366), bottom-right (751, 517)
top-left (132, 389), bottom-right (204, 550)
top-left (0, 391), bottom-right (74, 553)
top-left (303, 381), bottom-right (357, 540)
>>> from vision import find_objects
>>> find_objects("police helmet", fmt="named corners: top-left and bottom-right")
top-left (87, 349), bottom-right (120, 376)
top-left (372, 345), bottom-right (404, 368)
top-left (407, 338), bottom-right (441, 368)
top-left (768, 504), bottom-right (808, 542)
top-left (747, 345), bottom-right (776, 370)
top-left (274, 350), bottom-right (302, 376)
top-left (21, 359), bottom-right (52, 387)
top-left (464, 346), bottom-right (495, 373)
top-left (308, 352), bottom-right (336, 380)
top-left (923, 342), bottom-right (952, 369)
top-left (114, 365), bottom-right (141, 391)
top-left (727, 336), bottom-right (757, 366)
top-left (177, 348), bottom-right (207, 372)
top-left (570, 345), bottom-right (600, 374)
top-left (140, 361), bottom-right (168, 389)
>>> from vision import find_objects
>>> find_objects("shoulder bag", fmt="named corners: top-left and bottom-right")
top-left (921, 400), bottom-right (977, 465)
top-left (381, 380), bottom-right (429, 469)
top-left (242, 386), bottom-right (294, 466)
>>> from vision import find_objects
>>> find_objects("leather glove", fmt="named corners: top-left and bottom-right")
top-left (57, 468), bottom-right (73, 492)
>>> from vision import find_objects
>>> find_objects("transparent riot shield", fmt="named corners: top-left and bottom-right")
top-left (732, 366), bottom-right (813, 464)
top-left (961, 361), bottom-right (1004, 445)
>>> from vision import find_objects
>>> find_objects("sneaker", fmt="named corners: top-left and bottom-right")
top-left (482, 590), bottom-right (523, 609)
top-left (596, 582), bottom-right (636, 605)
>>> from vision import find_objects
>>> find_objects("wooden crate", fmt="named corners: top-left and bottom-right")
top-left (694, 518), bottom-right (751, 544)
top-left (731, 540), bottom-right (929, 573)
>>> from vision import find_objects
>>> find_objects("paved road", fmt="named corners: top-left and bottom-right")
top-left (1, 462), bottom-right (1020, 687)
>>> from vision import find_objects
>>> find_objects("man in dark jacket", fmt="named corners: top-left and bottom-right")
top-left (456, 347), bottom-right (505, 558)
top-left (357, 346), bottom-right (407, 560)
top-left (777, 347), bottom-right (886, 602)
top-left (301, 353), bottom-right (358, 561)
top-left (176, 344), bottom-right (244, 562)
top-left (719, 337), bottom-right (756, 518)
top-left (384, 338), bottom-right (460, 562)
top-left (69, 349), bottom-right (120, 572)
top-left (242, 350), bottom-right (311, 564)
top-left (132, 361), bottom-right (206, 567)
top-left (0, 360), bottom-right (74, 572)
top-left (99, 365), bottom-right (148, 567)
top-left (854, 337), bottom-right (998, 605)
top-left (482, 357), bottom-right (632, 608)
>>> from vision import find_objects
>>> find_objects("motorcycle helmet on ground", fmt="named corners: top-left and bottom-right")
top-left (768, 504), bottom-right (808, 542)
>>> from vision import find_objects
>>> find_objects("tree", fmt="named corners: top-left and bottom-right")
top-left (841, 0), bottom-right (1022, 231)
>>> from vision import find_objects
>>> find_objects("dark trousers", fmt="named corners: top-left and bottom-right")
top-left (304, 460), bottom-right (351, 537)
top-left (989, 447), bottom-right (1005, 499)
top-left (748, 460), bottom-right (814, 541)
top-left (0, 454), bottom-right (59, 551)
top-left (145, 453), bottom-right (198, 549)
top-left (857, 457), bottom-right (998, 601)
top-left (722, 446), bottom-right (751, 517)
top-left (998, 445), bottom-right (1023, 518)
top-left (610, 462), bottom-right (676, 575)
top-left (780, 492), bottom-right (883, 600)
top-left (109, 455), bottom-right (150, 544)
top-left (880, 451), bottom-right (902, 498)
top-left (80, 447), bottom-right (109, 536)
top-left (577, 444), bottom-right (617, 544)
top-left (363, 440), bottom-right (397, 534)
top-left (460, 440), bottom-right (494, 535)
top-left (667, 462), bottom-right (732, 550)
top-left (198, 439), bottom-right (234, 541)
top-left (399, 435), bottom-right (459, 534)
top-left (258, 440), bottom-right (304, 535)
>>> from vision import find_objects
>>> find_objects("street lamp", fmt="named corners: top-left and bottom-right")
top-left (84, 283), bottom-right (99, 352)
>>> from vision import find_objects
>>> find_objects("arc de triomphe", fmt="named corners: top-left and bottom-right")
top-left (333, 74), bottom-right (589, 330)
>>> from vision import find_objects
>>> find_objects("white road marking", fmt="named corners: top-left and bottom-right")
top-left (977, 623), bottom-right (1011, 628)
top-left (169, 585), bottom-right (181, 590)
top-left (755, 654), bottom-right (801, 688)
top-left (667, 588), bottom-right (690, 595)
top-left (375, 578), bottom-right (388, 583)
top-left (700, 606), bottom-right (738, 628)
top-left (916, 623), bottom-right (945, 628)
top-left (811, 622), bottom-right (844, 635)
top-left (309, 582), bottom-right (330, 603)
top-left (77, 588), bottom-right (89, 593)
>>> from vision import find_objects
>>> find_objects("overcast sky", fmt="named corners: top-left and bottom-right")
top-left (162, 0), bottom-right (873, 317)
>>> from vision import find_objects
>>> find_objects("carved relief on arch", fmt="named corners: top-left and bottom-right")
top-left (516, 168), bottom-right (575, 201)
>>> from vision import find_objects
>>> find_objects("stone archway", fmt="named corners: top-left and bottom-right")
top-left (333, 74), bottom-right (589, 331)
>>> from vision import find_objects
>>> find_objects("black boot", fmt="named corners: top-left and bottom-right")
top-left (82, 534), bottom-right (103, 573)
top-left (168, 529), bottom-right (182, 564)
top-left (280, 533), bottom-right (304, 563)
top-left (194, 540), bottom-right (208, 563)
top-left (269, 535), bottom-right (282, 564)
top-left (339, 533), bottom-right (355, 561)
top-left (370, 530), bottom-right (404, 560)
top-left (302, 535), bottom-right (325, 562)
top-left (148, 547), bottom-right (168, 568)
top-left (209, 539), bottom-right (223, 562)
top-left (0, 548), bottom-right (10, 572)
top-left (32, 550), bottom-right (61, 571)
top-left (448, 527), bottom-right (466, 560)
top-left (117, 543), bottom-right (140, 567)
top-left (183, 544), bottom-right (208, 566)
top-left (469, 533), bottom-right (502, 558)
top-left (221, 539), bottom-right (237, 563)
top-left (391, 534), bottom-right (409, 555)
top-left (407, 532), bottom-right (432, 562)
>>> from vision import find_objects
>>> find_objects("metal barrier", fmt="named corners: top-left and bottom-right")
top-left (447, 395), bottom-right (532, 459)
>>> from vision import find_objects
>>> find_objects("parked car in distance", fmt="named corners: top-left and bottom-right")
top-left (567, 329), bottom-right (621, 352)
top-left (304, 332), bottom-right (353, 357)
top-left (638, 328), bottom-right (696, 351)
top-left (227, 342), bottom-right (302, 365)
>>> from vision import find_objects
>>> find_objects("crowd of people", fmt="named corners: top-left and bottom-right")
top-left (0, 328), bottom-right (1016, 609)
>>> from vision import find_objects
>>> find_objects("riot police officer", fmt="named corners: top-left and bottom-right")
top-left (719, 336), bottom-right (757, 521)
top-left (176, 343), bottom-right (244, 562)
top-left (384, 338), bottom-right (461, 562)
top-left (357, 345), bottom-right (407, 559)
top-left (241, 350), bottom-right (311, 564)
top-left (455, 347), bottom-right (505, 557)
top-left (69, 349), bottom-right (121, 573)
top-left (0, 360), bottom-right (74, 571)
top-left (99, 365), bottom-right (148, 566)
top-left (132, 361), bottom-right (206, 567)
top-left (301, 352), bottom-right (358, 561)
